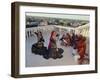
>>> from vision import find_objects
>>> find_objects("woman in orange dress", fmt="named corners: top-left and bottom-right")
top-left (77, 36), bottom-right (86, 64)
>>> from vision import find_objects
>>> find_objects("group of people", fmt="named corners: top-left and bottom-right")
top-left (31, 30), bottom-right (64, 59)
top-left (31, 29), bottom-right (88, 64)
top-left (60, 32), bottom-right (87, 64)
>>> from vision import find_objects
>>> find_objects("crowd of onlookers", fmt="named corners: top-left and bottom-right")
top-left (60, 32), bottom-right (88, 64)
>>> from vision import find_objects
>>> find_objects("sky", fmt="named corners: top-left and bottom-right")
top-left (26, 12), bottom-right (89, 21)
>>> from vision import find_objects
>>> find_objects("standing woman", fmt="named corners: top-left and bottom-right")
top-left (48, 31), bottom-right (63, 59)
top-left (35, 31), bottom-right (45, 43)
top-left (77, 36), bottom-right (86, 64)
top-left (32, 31), bottom-right (45, 55)
top-left (65, 33), bottom-right (71, 46)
